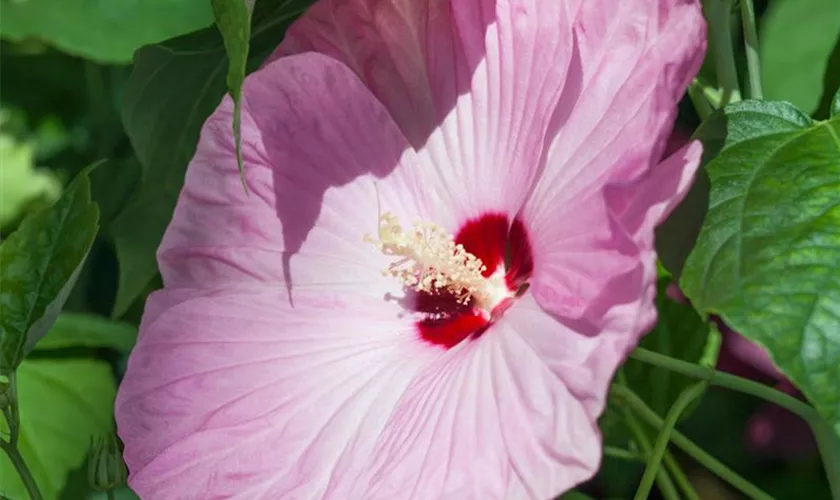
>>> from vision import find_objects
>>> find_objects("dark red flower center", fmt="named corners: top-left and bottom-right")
top-left (411, 213), bottom-right (534, 348)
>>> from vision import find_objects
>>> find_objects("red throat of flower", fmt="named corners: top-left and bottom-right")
top-left (367, 212), bottom-right (533, 349)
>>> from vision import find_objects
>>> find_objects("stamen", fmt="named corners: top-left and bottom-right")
top-left (365, 213), bottom-right (489, 306)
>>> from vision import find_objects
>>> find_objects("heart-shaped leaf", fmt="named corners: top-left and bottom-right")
top-left (681, 102), bottom-right (840, 438)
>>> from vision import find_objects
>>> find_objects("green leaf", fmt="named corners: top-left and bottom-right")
top-left (623, 279), bottom-right (714, 417)
top-left (681, 111), bottom-right (840, 438)
top-left (34, 313), bottom-right (136, 352)
top-left (115, 0), bottom-right (309, 317)
top-left (0, 169), bottom-right (100, 372)
top-left (89, 158), bottom-right (142, 228)
top-left (693, 100), bottom-right (814, 161)
top-left (656, 101), bottom-right (813, 278)
top-left (760, 0), bottom-right (840, 115)
top-left (212, 0), bottom-right (255, 180)
top-left (0, 0), bottom-right (214, 64)
top-left (0, 359), bottom-right (116, 500)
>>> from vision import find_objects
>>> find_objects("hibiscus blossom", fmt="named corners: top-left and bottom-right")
top-left (116, 0), bottom-right (706, 498)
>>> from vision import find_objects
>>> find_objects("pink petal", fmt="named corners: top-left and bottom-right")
top-left (272, 0), bottom-right (579, 221)
top-left (158, 52), bottom-right (442, 292)
top-left (119, 291), bottom-right (604, 498)
top-left (505, 143), bottom-right (702, 428)
top-left (606, 142), bottom-right (704, 247)
top-left (356, 300), bottom-right (599, 499)
top-left (522, 0), bottom-right (706, 320)
top-left (116, 288), bottom-right (437, 498)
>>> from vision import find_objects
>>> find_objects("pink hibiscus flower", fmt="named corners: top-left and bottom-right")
top-left (116, 0), bottom-right (706, 498)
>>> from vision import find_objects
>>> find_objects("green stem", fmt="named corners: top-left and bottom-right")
top-left (688, 79), bottom-right (716, 120)
top-left (619, 406), bottom-right (681, 500)
top-left (706, 0), bottom-right (742, 106)
top-left (739, 0), bottom-right (763, 99)
top-left (0, 441), bottom-right (43, 500)
top-left (107, 489), bottom-right (116, 500)
top-left (630, 346), bottom-right (840, 498)
top-left (604, 445), bottom-right (642, 463)
top-left (631, 348), bottom-right (812, 418)
top-left (0, 374), bottom-right (44, 500)
top-left (614, 385), bottom-right (773, 500)
top-left (663, 452), bottom-right (701, 500)
top-left (634, 382), bottom-right (707, 500)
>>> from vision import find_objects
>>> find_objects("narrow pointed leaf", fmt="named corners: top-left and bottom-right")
top-left (212, 0), bottom-right (255, 180)
top-left (0, 168), bottom-right (99, 372)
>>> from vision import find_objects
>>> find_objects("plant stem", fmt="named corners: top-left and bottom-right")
top-left (107, 489), bottom-right (116, 500)
top-left (630, 346), bottom-right (840, 498)
top-left (663, 452), bottom-right (701, 500)
top-left (614, 384), bottom-right (773, 500)
top-left (619, 406), bottom-right (681, 500)
top-left (631, 348), bottom-right (811, 417)
top-left (688, 79), bottom-right (716, 120)
top-left (739, 0), bottom-right (763, 99)
top-left (706, 0), bottom-right (742, 106)
top-left (0, 374), bottom-right (44, 500)
top-left (634, 382), bottom-right (707, 500)
top-left (0, 441), bottom-right (44, 500)
top-left (604, 445), bottom-right (642, 463)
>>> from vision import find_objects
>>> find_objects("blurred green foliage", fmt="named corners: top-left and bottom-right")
top-left (0, 0), bottom-right (214, 63)
top-left (760, 0), bottom-right (840, 117)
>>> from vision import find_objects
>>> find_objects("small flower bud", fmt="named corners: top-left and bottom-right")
top-left (88, 433), bottom-right (127, 492)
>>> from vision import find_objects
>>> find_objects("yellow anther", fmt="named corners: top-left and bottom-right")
top-left (365, 212), bottom-right (489, 305)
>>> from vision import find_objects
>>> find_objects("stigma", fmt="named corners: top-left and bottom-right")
top-left (365, 213), bottom-right (511, 312)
